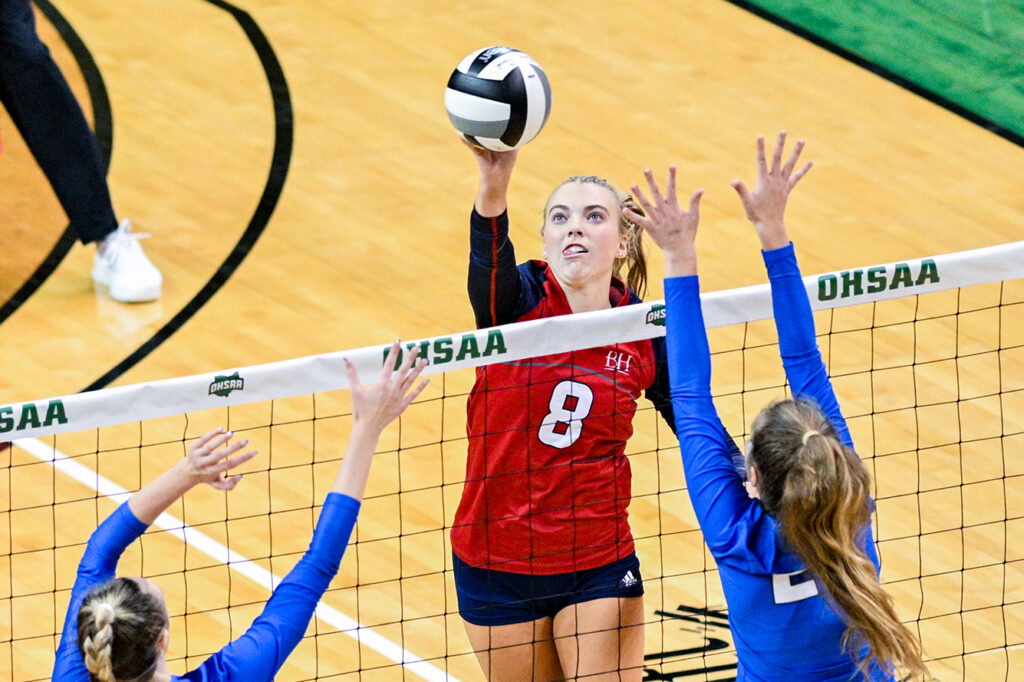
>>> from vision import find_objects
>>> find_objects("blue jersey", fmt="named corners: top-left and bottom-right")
top-left (665, 243), bottom-right (891, 681)
top-left (54, 493), bottom-right (360, 681)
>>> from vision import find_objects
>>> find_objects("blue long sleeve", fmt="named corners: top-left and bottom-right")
top-left (662, 245), bottom-right (890, 680)
top-left (54, 494), bottom-right (361, 682)
top-left (665, 276), bottom-right (768, 564)
top-left (180, 493), bottom-right (361, 681)
top-left (764, 244), bottom-right (852, 448)
top-left (53, 502), bottom-right (148, 682)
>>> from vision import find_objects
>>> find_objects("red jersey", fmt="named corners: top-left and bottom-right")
top-left (450, 209), bottom-right (675, 574)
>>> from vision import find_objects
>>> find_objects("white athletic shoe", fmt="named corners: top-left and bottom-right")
top-left (91, 219), bottom-right (163, 303)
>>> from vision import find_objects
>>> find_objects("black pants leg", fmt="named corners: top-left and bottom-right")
top-left (0, 0), bottom-right (117, 244)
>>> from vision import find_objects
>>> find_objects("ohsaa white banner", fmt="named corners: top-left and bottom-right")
top-left (4, 241), bottom-right (1022, 439)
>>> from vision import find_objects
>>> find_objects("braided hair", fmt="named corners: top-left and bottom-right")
top-left (77, 577), bottom-right (167, 682)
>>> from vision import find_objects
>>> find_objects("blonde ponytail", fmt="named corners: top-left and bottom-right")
top-left (750, 399), bottom-right (928, 678)
top-left (617, 192), bottom-right (648, 298)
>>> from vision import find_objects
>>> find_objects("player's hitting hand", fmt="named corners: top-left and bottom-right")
top-left (627, 165), bottom-right (704, 277)
top-left (463, 138), bottom-right (518, 184)
top-left (464, 139), bottom-right (518, 216)
top-left (730, 131), bottom-right (812, 250)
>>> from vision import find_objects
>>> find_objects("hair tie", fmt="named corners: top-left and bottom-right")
top-left (802, 430), bottom-right (821, 446)
top-left (98, 602), bottom-right (115, 619)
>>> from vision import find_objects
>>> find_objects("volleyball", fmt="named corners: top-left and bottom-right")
top-left (445, 46), bottom-right (552, 151)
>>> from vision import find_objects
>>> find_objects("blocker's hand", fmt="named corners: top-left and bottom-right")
top-left (626, 165), bottom-right (704, 276)
top-left (730, 131), bottom-right (812, 250)
top-left (345, 341), bottom-right (429, 434)
top-left (186, 428), bottom-right (257, 490)
top-left (627, 166), bottom-right (704, 254)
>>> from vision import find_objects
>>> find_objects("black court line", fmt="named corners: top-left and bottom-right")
top-left (83, 0), bottom-right (293, 391)
top-left (0, 0), bottom-right (112, 326)
top-left (724, 0), bottom-right (1024, 149)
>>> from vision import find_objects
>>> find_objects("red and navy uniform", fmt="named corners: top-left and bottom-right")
top-left (451, 208), bottom-right (677, 575)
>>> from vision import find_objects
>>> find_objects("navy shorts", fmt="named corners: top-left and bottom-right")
top-left (453, 551), bottom-right (644, 626)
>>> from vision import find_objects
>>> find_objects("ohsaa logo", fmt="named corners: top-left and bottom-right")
top-left (383, 330), bottom-right (507, 366)
top-left (209, 372), bottom-right (245, 398)
top-left (646, 304), bottom-right (666, 327)
top-left (817, 259), bottom-right (939, 301)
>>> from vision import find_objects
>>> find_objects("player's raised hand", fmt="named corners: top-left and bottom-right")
top-left (627, 165), bottom-right (704, 277)
top-left (345, 342), bottom-right (429, 434)
top-left (463, 138), bottom-right (519, 178)
top-left (730, 132), bottom-right (812, 250)
top-left (464, 139), bottom-right (518, 216)
top-left (185, 428), bottom-right (257, 491)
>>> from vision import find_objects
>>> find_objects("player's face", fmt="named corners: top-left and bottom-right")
top-left (542, 182), bottom-right (628, 293)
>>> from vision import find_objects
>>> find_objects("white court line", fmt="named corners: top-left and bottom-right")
top-left (15, 438), bottom-right (460, 682)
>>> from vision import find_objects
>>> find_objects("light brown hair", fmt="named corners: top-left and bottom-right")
top-left (749, 398), bottom-right (928, 679)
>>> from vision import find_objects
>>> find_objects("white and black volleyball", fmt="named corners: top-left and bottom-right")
top-left (445, 47), bottom-right (552, 151)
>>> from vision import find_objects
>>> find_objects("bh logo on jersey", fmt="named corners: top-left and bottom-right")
top-left (604, 350), bottom-right (633, 374)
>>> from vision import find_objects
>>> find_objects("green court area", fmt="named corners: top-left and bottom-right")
top-left (734, 0), bottom-right (1024, 143)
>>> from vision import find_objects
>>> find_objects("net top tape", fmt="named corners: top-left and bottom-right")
top-left (7, 241), bottom-right (1023, 439)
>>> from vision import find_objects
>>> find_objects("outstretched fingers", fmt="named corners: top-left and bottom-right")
top-left (382, 340), bottom-right (402, 374)
top-left (642, 168), bottom-right (666, 207)
top-left (348, 343), bottom-right (432, 428)
top-left (780, 137), bottom-right (804, 178)
top-left (192, 429), bottom-right (235, 459)
top-left (344, 356), bottom-right (362, 391)
top-left (622, 204), bottom-right (645, 227)
top-left (688, 187), bottom-right (704, 214)
top-left (666, 165), bottom-right (678, 205)
top-left (400, 372), bottom-right (431, 412)
top-left (789, 159), bottom-right (814, 189)
top-left (771, 131), bottom-right (786, 174)
top-left (755, 135), bottom-right (767, 182)
top-left (395, 342), bottom-right (421, 378)
top-left (730, 179), bottom-right (756, 223)
top-left (193, 427), bottom-right (227, 451)
top-left (629, 182), bottom-right (655, 219)
top-left (208, 446), bottom-right (258, 488)
top-left (188, 429), bottom-right (257, 487)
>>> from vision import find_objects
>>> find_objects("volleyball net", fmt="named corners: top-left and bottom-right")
top-left (4, 241), bottom-right (1023, 681)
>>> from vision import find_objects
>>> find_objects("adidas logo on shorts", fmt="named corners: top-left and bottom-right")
top-left (621, 570), bottom-right (638, 587)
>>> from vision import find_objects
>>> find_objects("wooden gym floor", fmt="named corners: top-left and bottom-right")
top-left (1, 1), bottom-right (1022, 680)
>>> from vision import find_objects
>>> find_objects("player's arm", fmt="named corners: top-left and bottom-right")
top-left (53, 431), bottom-right (255, 680)
top-left (764, 246), bottom-right (852, 447)
top-left (182, 495), bottom-right (361, 681)
top-left (465, 143), bottom-right (530, 327)
top-left (648, 340), bottom-right (747, 475)
top-left (629, 167), bottom-right (756, 551)
top-left (731, 133), bottom-right (853, 447)
top-left (53, 504), bottom-right (149, 681)
top-left (665, 276), bottom-right (757, 553)
top-left (184, 345), bottom-right (428, 680)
